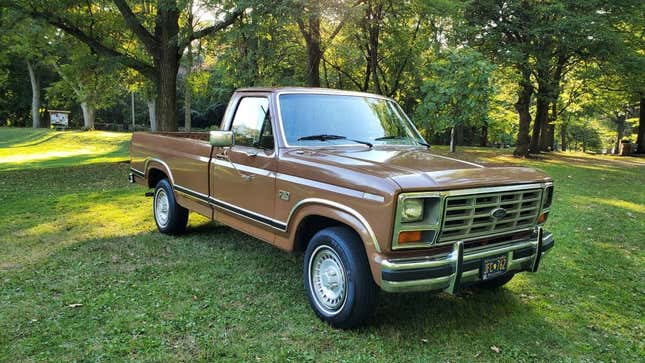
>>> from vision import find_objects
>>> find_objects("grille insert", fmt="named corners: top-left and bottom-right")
top-left (439, 189), bottom-right (542, 242)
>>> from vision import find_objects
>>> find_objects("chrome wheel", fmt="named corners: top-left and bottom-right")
top-left (154, 188), bottom-right (170, 228)
top-left (308, 245), bottom-right (347, 315)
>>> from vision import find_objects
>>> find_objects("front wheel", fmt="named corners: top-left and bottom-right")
top-left (153, 179), bottom-right (188, 234)
top-left (304, 226), bottom-right (378, 329)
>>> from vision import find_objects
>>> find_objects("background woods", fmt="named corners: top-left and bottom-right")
top-left (1, 0), bottom-right (643, 155)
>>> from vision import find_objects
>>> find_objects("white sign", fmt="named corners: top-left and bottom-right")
top-left (49, 111), bottom-right (69, 127)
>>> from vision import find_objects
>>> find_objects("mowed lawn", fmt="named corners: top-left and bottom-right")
top-left (1, 128), bottom-right (643, 362)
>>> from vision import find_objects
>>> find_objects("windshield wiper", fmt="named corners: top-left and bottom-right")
top-left (297, 134), bottom-right (373, 148)
top-left (375, 135), bottom-right (431, 148)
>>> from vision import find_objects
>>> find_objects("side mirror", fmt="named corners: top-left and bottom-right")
top-left (209, 130), bottom-right (234, 147)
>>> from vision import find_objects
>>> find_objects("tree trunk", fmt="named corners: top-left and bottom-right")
top-left (561, 123), bottom-right (567, 151)
top-left (80, 102), bottom-right (95, 129)
top-left (365, 2), bottom-right (383, 94)
top-left (480, 123), bottom-right (488, 147)
top-left (184, 41), bottom-right (193, 131)
top-left (449, 126), bottom-right (456, 152)
top-left (153, 4), bottom-right (180, 131)
top-left (147, 99), bottom-right (157, 131)
top-left (531, 97), bottom-right (549, 153)
top-left (615, 115), bottom-right (626, 154)
top-left (637, 96), bottom-right (644, 154)
top-left (26, 59), bottom-right (41, 128)
top-left (513, 69), bottom-right (533, 157)
top-left (305, 11), bottom-right (321, 87)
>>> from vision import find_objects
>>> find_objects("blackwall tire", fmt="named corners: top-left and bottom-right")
top-left (303, 226), bottom-right (378, 329)
top-left (153, 179), bottom-right (188, 235)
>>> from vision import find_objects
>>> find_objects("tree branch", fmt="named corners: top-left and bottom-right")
top-left (17, 5), bottom-right (156, 79)
top-left (183, 8), bottom-right (243, 49)
top-left (322, 56), bottom-right (362, 89)
top-left (112, 0), bottom-right (158, 53)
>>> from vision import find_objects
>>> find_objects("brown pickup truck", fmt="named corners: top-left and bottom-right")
top-left (129, 87), bottom-right (554, 328)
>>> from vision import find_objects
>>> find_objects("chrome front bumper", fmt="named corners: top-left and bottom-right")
top-left (379, 227), bottom-right (554, 293)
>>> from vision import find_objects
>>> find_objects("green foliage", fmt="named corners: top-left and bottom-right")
top-left (415, 49), bottom-right (494, 135)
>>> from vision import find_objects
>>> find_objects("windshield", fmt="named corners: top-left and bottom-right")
top-left (278, 94), bottom-right (426, 147)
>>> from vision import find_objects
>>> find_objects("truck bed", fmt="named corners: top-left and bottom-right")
top-left (130, 132), bottom-right (214, 217)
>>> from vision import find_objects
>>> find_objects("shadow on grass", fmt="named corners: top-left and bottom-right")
top-left (0, 128), bottom-right (54, 147)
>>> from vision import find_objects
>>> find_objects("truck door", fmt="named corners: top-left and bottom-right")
top-left (209, 95), bottom-right (280, 239)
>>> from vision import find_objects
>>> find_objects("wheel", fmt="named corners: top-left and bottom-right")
top-left (153, 179), bottom-right (188, 234)
top-left (303, 226), bottom-right (378, 329)
top-left (476, 272), bottom-right (515, 290)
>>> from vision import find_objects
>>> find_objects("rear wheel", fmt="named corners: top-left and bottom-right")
top-left (476, 272), bottom-right (515, 289)
top-left (303, 226), bottom-right (378, 329)
top-left (153, 179), bottom-right (188, 234)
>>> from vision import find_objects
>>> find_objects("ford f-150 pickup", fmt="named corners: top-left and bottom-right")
top-left (129, 87), bottom-right (554, 328)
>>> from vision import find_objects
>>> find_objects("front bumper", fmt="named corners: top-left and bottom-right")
top-left (380, 227), bottom-right (554, 293)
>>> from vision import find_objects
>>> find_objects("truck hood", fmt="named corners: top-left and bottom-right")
top-left (281, 146), bottom-right (551, 192)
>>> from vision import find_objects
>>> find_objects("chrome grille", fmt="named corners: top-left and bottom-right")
top-left (439, 189), bottom-right (542, 242)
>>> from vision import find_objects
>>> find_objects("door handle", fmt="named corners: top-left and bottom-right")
top-left (243, 150), bottom-right (258, 157)
top-left (241, 174), bottom-right (254, 181)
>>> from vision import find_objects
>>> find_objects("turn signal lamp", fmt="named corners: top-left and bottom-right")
top-left (398, 231), bottom-right (423, 243)
top-left (537, 212), bottom-right (549, 225)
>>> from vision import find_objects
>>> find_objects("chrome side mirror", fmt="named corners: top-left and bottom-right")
top-left (209, 130), bottom-right (234, 147)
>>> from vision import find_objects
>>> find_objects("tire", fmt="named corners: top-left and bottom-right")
top-left (153, 179), bottom-right (188, 234)
top-left (476, 272), bottom-right (515, 290)
top-left (303, 226), bottom-right (378, 329)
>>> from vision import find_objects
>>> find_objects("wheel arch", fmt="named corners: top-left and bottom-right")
top-left (286, 200), bottom-right (382, 285)
top-left (144, 158), bottom-right (174, 188)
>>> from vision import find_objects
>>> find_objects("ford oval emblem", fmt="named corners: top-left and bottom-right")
top-left (491, 207), bottom-right (507, 219)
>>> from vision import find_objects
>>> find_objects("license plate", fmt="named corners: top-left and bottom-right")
top-left (481, 255), bottom-right (508, 280)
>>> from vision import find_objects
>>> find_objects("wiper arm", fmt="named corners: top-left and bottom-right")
top-left (375, 135), bottom-right (431, 148)
top-left (297, 134), bottom-right (373, 148)
top-left (297, 134), bottom-right (346, 141)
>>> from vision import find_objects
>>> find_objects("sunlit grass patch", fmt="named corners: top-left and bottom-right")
top-left (0, 128), bottom-right (131, 171)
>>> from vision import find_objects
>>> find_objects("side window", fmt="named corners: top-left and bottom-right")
top-left (231, 97), bottom-right (272, 149)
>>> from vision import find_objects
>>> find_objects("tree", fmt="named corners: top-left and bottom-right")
top-left (48, 41), bottom-right (125, 129)
top-left (463, 0), bottom-right (642, 156)
top-left (9, 0), bottom-right (243, 131)
top-left (0, 11), bottom-right (55, 128)
top-left (415, 49), bottom-right (494, 152)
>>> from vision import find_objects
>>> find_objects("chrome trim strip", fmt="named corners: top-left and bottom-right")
top-left (172, 184), bottom-right (381, 252)
top-left (286, 198), bottom-right (381, 253)
top-left (276, 173), bottom-right (364, 199)
top-left (211, 157), bottom-right (276, 178)
top-left (130, 167), bottom-right (145, 177)
top-left (174, 184), bottom-right (288, 231)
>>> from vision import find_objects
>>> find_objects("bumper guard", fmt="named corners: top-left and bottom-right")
top-left (380, 227), bottom-right (554, 293)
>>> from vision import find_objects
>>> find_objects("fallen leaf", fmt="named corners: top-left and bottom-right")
top-left (67, 303), bottom-right (83, 308)
top-left (474, 352), bottom-right (481, 358)
top-left (490, 345), bottom-right (501, 353)
top-left (421, 338), bottom-right (428, 343)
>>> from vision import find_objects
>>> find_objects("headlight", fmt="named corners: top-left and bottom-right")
top-left (401, 198), bottom-right (424, 222)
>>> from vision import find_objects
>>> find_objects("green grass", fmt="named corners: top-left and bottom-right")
top-left (1, 128), bottom-right (643, 361)
top-left (0, 128), bottom-right (131, 171)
